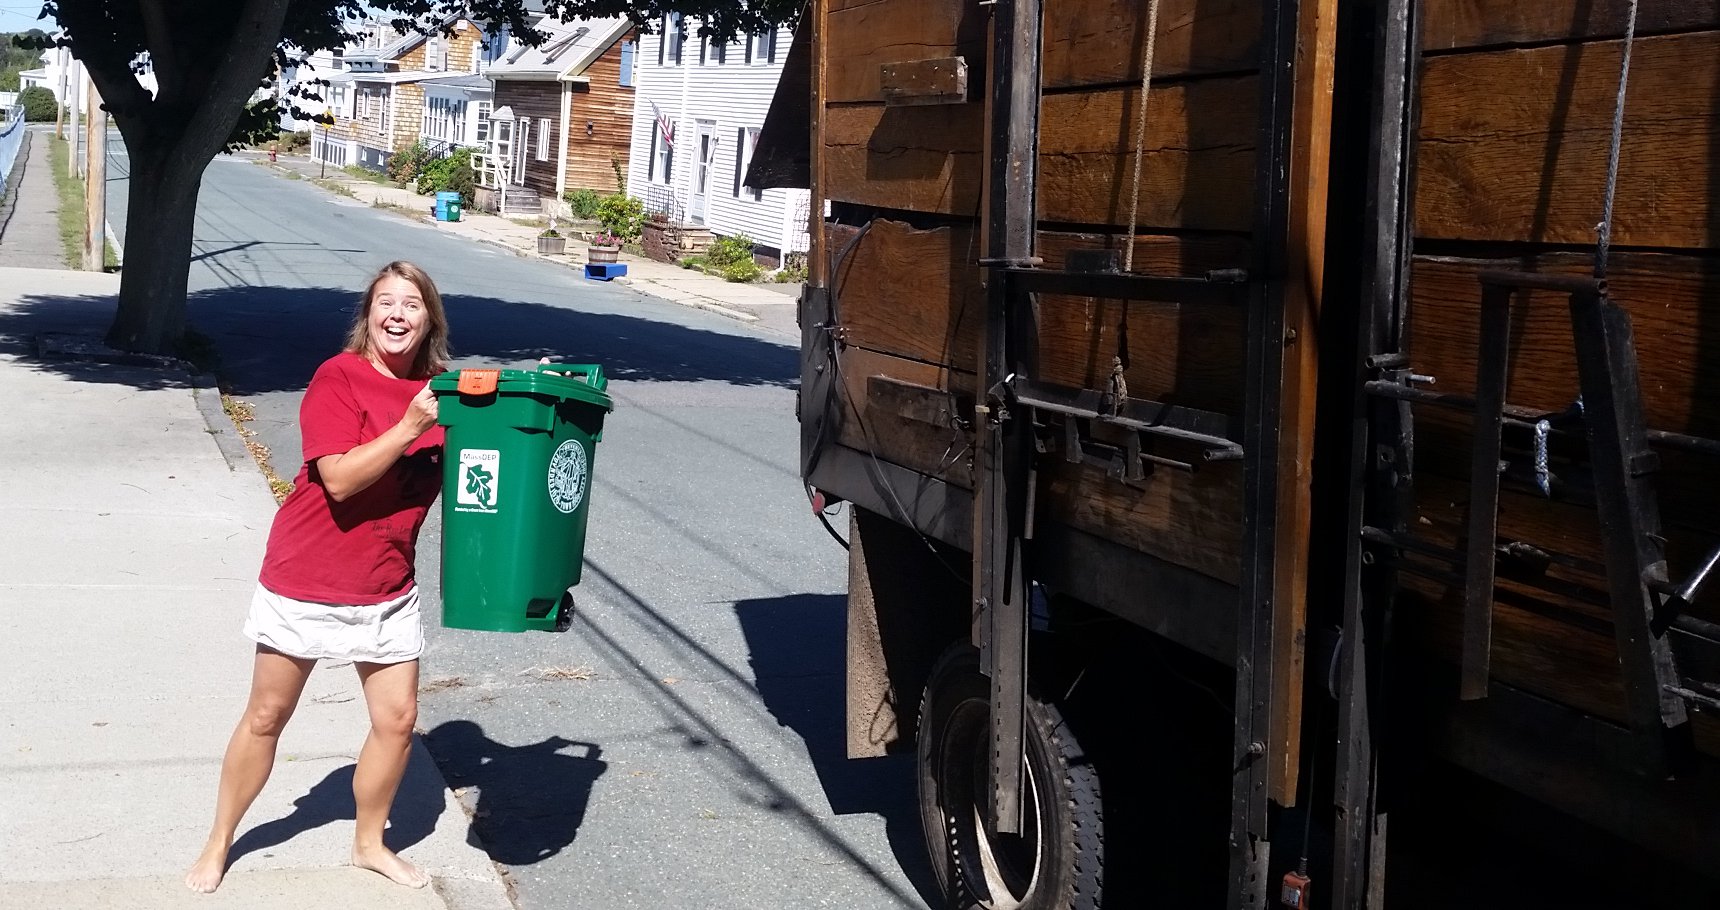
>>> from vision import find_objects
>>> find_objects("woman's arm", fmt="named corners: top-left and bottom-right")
top-left (315, 385), bottom-right (439, 503)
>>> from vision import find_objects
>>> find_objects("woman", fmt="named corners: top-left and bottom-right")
top-left (186, 261), bottom-right (450, 893)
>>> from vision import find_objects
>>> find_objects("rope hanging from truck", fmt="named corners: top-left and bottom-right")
top-left (1123, 0), bottom-right (1165, 274)
top-left (1595, 0), bottom-right (1641, 280)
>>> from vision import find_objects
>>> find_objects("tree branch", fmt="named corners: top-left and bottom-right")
top-left (179, 0), bottom-right (293, 163)
top-left (53, 0), bottom-right (153, 119)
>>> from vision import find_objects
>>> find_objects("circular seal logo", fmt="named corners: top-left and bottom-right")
top-left (546, 439), bottom-right (589, 514)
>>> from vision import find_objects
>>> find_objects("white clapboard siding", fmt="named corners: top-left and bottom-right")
top-left (627, 22), bottom-right (809, 256)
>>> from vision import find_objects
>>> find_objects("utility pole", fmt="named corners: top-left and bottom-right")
top-left (83, 80), bottom-right (106, 272)
top-left (54, 48), bottom-right (67, 139)
top-left (67, 58), bottom-right (82, 175)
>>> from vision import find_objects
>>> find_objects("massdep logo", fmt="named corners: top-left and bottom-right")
top-left (456, 449), bottom-right (500, 513)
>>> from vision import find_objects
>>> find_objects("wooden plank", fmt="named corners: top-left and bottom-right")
top-left (1409, 253), bottom-right (1720, 436)
top-left (1042, 453), bottom-right (1244, 586)
top-left (1264, 0), bottom-right (1340, 805)
top-left (881, 57), bottom-right (969, 106)
top-left (825, 0), bottom-right (1258, 103)
top-left (834, 346), bottom-right (977, 488)
top-left (824, 75), bottom-right (1257, 227)
top-left (1415, 32), bottom-right (1720, 247)
top-left (829, 219), bottom-right (1252, 406)
top-left (1421, 0), bottom-right (1720, 52)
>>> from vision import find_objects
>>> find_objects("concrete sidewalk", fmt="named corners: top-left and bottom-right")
top-left (253, 153), bottom-right (802, 339)
top-left (0, 128), bottom-right (72, 269)
top-left (0, 267), bottom-right (513, 910)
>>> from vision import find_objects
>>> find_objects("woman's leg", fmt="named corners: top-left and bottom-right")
top-left (350, 658), bottom-right (429, 888)
top-left (185, 645), bottom-right (316, 893)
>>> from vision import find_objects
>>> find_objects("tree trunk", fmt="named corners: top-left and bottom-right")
top-left (103, 144), bottom-right (205, 354)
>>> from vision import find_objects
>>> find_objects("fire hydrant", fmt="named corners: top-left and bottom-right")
top-left (268, 141), bottom-right (278, 163)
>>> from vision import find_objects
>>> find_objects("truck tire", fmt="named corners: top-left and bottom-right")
top-left (917, 645), bottom-right (1103, 910)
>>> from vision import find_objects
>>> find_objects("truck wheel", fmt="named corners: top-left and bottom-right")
top-left (917, 645), bottom-right (1103, 910)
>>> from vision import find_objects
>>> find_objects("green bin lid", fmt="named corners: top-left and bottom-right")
top-left (430, 364), bottom-right (614, 411)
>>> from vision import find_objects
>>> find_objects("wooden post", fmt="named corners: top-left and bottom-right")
top-left (83, 80), bottom-right (106, 272)
top-left (807, 0), bottom-right (827, 289)
top-left (68, 59), bottom-right (81, 173)
top-left (54, 48), bottom-right (65, 140)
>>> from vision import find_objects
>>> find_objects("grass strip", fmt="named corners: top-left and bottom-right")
top-left (48, 136), bottom-right (120, 271)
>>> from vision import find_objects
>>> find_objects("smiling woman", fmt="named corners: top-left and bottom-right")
top-left (184, 260), bottom-right (452, 895)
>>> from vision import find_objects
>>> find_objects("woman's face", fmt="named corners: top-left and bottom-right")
top-left (367, 275), bottom-right (429, 369)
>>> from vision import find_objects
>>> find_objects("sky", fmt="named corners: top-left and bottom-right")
top-left (0, 3), bottom-right (52, 37)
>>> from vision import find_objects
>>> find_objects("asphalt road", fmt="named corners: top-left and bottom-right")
top-left (100, 146), bottom-right (936, 908)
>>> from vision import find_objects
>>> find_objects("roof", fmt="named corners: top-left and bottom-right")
top-left (484, 17), bottom-right (629, 82)
top-left (420, 74), bottom-right (492, 90)
top-left (327, 70), bottom-right (437, 85)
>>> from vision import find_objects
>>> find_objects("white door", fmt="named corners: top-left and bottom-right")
top-left (513, 118), bottom-right (530, 186)
top-left (490, 119), bottom-right (513, 187)
top-left (689, 121), bottom-right (716, 224)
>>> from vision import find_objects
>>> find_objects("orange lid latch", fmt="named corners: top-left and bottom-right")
top-left (456, 369), bottom-right (500, 395)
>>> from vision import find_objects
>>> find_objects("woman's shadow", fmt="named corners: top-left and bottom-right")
top-left (421, 720), bottom-right (608, 866)
top-left (224, 747), bottom-right (446, 869)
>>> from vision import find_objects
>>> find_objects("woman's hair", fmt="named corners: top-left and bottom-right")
top-left (344, 261), bottom-right (450, 378)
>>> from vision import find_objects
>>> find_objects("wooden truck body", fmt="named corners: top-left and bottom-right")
top-left (749, 0), bottom-right (1720, 905)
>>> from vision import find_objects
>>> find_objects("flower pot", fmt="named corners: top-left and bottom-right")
top-left (537, 236), bottom-right (567, 255)
top-left (587, 244), bottom-right (621, 264)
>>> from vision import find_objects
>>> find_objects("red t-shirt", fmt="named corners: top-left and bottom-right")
top-left (259, 351), bottom-right (445, 604)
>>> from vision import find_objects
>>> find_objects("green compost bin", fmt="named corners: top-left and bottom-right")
top-left (430, 363), bottom-right (614, 632)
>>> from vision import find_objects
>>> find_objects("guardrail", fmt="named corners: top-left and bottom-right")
top-left (0, 105), bottom-right (25, 198)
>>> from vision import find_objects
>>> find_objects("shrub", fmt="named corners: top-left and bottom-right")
top-left (775, 253), bottom-right (809, 283)
top-left (386, 141), bottom-right (433, 186)
top-left (279, 130), bottom-right (312, 154)
top-left (594, 192), bottom-right (645, 243)
top-left (679, 254), bottom-right (709, 271)
top-left (721, 258), bottom-right (762, 283)
top-left (20, 85), bottom-right (57, 122)
top-left (564, 187), bottom-right (602, 220)
top-left (589, 231), bottom-right (622, 247)
top-left (414, 147), bottom-right (476, 205)
top-left (706, 233), bottom-right (755, 268)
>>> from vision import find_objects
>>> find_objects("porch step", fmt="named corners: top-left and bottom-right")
top-left (499, 186), bottom-right (542, 216)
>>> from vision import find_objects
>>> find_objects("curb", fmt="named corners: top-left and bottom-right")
top-left (189, 377), bottom-right (266, 478)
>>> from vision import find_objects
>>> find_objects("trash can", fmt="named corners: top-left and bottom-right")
top-left (435, 191), bottom-right (462, 222)
top-left (430, 363), bottom-right (614, 632)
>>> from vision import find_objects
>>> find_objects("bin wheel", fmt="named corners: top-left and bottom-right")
top-left (554, 592), bottom-right (575, 632)
top-left (917, 645), bottom-right (1103, 910)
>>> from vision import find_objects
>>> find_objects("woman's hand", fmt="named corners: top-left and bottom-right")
top-left (401, 385), bottom-right (439, 438)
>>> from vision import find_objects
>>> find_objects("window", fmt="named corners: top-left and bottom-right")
top-left (475, 100), bottom-right (492, 145)
top-left (619, 40), bottom-right (635, 87)
top-left (711, 38), bottom-right (727, 65)
top-left (649, 129), bottom-right (674, 184)
top-left (661, 13), bottom-right (684, 65)
top-left (537, 118), bottom-right (551, 161)
top-left (747, 30), bottom-right (776, 65)
top-left (734, 127), bottom-right (761, 200)
top-left (427, 36), bottom-right (442, 71)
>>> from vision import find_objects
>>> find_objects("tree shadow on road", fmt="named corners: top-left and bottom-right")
top-left (0, 283), bottom-right (798, 394)
top-left (733, 593), bottom-right (941, 907)
top-left (223, 743), bottom-right (446, 871)
top-left (421, 720), bottom-right (608, 866)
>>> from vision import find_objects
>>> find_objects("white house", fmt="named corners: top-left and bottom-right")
top-left (626, 14), bottom-right (809, 262)
top-left (18, 46), bottom-right (157, 105)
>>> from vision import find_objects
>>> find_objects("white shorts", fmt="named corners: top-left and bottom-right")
top-left (241, 584), bottom-right (424, 664)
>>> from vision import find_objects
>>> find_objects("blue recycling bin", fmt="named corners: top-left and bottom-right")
top-left (435, 191), bottom-right (462, 222)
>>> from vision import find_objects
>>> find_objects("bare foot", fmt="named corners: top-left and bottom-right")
top-left (352, 844), bottom-right (430, 889)
top-left (184, 838), bottom-right (231, 893)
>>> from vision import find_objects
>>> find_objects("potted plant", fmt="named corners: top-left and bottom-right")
top-left (537, 226), bottom-right (566, 255)
top-left (587, 231), bottom-right (622, 264)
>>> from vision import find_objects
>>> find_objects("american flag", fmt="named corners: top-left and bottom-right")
top-left (652, 101), bottom-right (675, 148)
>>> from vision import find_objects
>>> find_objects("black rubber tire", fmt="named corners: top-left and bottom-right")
top-left (917, 644), bottom-right (1104, 910)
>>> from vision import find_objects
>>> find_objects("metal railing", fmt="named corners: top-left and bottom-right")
top-left (0, 105), bottom-right (26, 199)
